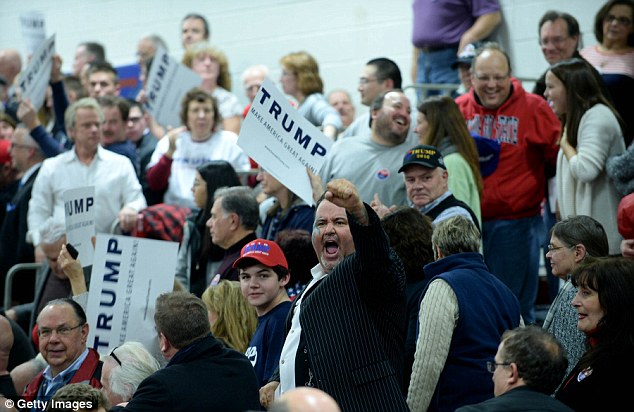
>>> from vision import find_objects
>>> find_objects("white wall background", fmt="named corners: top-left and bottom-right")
top-left (0, 0), bottom-right (604, 112)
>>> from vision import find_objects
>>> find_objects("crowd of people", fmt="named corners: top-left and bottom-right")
top-left (0, 1), bottom-right (633, 411)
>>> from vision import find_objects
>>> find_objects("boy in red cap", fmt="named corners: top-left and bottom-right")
top-left (233, 238), bottom-right (292, 388)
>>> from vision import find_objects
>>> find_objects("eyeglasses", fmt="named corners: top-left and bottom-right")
top-left (473, 73), bottom-right (510, 84)
top-left (547, 244), bottom-right (573, 252)
top-left (540, 36), bottom-right (569, 46)
top-left (486, 361), bottom-right (510, 373)
top-left (127, 116), bottom-right (143, 124)
top-left (110, 346), bottom-right (123, 366)
top-left (604, 14), bottom-right (632, 26)
top-left (359, 77), bottom-right (379, 86)
top-left (38, 324), bottom-right (84, 338)
top-left (10, 143), bottom-right (35, 151)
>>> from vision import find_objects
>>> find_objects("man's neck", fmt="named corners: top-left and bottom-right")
top-left (74, 146), bottom-right (97, 165)
top-left (256, 289), bottom-right (290, 317)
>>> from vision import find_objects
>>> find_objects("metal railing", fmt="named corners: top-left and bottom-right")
top-left (4, 262), bottom-right (43, 309)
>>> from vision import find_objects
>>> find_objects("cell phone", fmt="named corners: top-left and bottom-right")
top-left (66, 243), bottom-right (79, 260)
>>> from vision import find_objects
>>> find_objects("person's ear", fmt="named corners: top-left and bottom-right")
top-left (280, 272), bottom-right (290, 288)
top-left (574, 244), bottom-right (587, 263)
top-left (159, 332), bottom-right (170, 354)
top-left (508, 362), bottom-right (520, 385)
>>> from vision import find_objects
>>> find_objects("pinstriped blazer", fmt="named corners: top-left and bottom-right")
top-left (298, 204), bottom-right (409, 412)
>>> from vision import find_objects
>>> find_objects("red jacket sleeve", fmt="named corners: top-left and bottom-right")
top-left (146, 155), bottom-right (173, 191)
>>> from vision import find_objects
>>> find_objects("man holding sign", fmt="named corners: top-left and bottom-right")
top-left (27, 98), bottom-right (146, 261)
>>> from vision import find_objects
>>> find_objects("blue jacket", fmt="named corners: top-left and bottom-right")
top-left (423, 252), bottom-right (521, 412)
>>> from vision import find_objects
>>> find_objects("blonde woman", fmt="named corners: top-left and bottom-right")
top-left (183, 42), bottom-right (243, 133)
top-left (201, 280), bottom-right (257, 353)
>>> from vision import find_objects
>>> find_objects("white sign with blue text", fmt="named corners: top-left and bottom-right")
top-left (237, 77), bottom-right (333, 205)
top-left (63, 186), bottom-right (95, 268)
top-left (143, 46), bottom-right (202, 129)
top-left (86, 234), bottom-right (177, 358)
top-left (19, 34), bottom-right (55, 111)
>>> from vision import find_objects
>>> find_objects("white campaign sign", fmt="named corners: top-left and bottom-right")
top-left (143, 46), bottom-right (202, 129)
top-left (19, 34), bottom-right (55, 111)
top-left (237, 77), bottom-right (333, 205)
top-left (63, 186), bottom-right (96, 267)
top-left (86, 234), bottom-right (178, 357)
top-left (20, 11), bottom-right (46, 54)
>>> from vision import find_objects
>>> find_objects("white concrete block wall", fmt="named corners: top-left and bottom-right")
top-left (0, 0), bottom-right (604, 113)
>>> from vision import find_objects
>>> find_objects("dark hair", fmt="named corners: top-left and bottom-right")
top-left (213, 186), bottom-right (260, 230)
top-left (549, 58), bottom-right (623, 148)
top-left (381, 207), bottom-right (434, 282)
top-left (571, 257), bottom-right (634, 370)
top-left (41, 298), bottom-right (87, 326)
top-left (594, 0), bottom-right (634, 46)
top-left (366, 57), bottom-right (402, 89)
top-left (80, 42), bottom-right (106, 62)
top-left (194, 161), bottom-right (242, 270)
top-left (369, 88), bottom-right (405, 128)
top-left (86, 60), bottom-right (118, 83)
top-left (550, 215), bottom-right (609, 258)
top-left (417, 96), bottom-right (483, 196)
top-left (538, 10), bottom-right (581, 38)
top-left (275, 229), bottom-right (318, 288)
top-left (500, 326), bottom-right (568, 395)
top-left (154, 292), bottom-right (210, 349)
top-left (127, 97), bottom-right (145, 114)
top-left (179, 87), bottom-right (221, 131)
top-left (97, 95), bottom-right (130, 122)
top-left (62, 75), bottom-right (87, 101)
top-left (182, 13), bottom-right (210, 39)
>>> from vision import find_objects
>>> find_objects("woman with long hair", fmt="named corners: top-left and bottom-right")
top-left (555, 257), bottom-right (634, 410)
top-left (415, 95), bottom-right (483, 224)
top-left (201, 280), bottom-right (258, 353)
top-left (545, 58), bottom-right (625, 254)
top-left (174, 161), bottom-right (242, 296)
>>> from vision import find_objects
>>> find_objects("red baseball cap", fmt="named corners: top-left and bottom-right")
top-left (233, 238), bottom-right (288, 270)
top-left (0, 140), bottom-right (11, 165)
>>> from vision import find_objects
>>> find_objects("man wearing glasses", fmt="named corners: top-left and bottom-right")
top-left (456, 42), bottom-right (561, 325)
top-left (456, 326), bottom-right (573, 411)
top-left (23, 298), bottom-right (102, 404)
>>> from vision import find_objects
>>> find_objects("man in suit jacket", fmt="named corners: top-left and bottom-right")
top-left (262, 179), bottom-right (409, 412)
top-left (110, 292), bottom-right (260, 412)
top-left (456, 326), bottom-right (574, 412)
top-left (0, 125), bottom-right (45, 305)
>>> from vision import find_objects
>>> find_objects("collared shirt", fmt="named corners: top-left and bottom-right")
top-left (27, 145), bottom-right (146, 246)
top-left (40, 348), bottom-right (89, 397)
top-left (417, 190), bottom-right (474, 226)
top-left (278, 264), bottom-right (327, 396)
top-left (20, 162), bottom-right (42, 187)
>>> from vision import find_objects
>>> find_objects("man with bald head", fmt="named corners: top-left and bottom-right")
top-left (270, 387), bottom-right (341, 412)
top-left (0, 49), bottom-right (22, 89)
top-left (23, 298), bottom-right (102, 403)
top-left (455, 42), bottom-right (560, 324)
